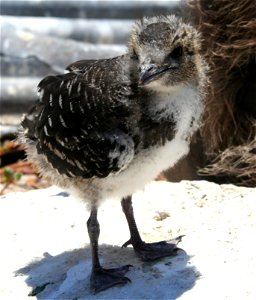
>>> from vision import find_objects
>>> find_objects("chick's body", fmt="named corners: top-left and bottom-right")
top-left (19, 15), bottom-right (207, 293)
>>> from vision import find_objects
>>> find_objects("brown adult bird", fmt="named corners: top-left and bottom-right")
top-left (19, 15), bottom-right (207, 293)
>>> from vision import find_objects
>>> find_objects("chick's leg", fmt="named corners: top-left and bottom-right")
top-left (121, 196), bottom-right (183, 261)
top-left (87, 207), bottom-right (131, 294)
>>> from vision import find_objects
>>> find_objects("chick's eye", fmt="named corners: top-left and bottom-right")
top-left (170, 46), bottom-right (183, 59)
top-left (131, 49), bottom-right (139, 60)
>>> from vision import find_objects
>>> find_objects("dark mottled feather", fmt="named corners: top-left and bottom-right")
top-left (22, 57), bottom-right (139, 178)
top-left (22, 55), bottom-right (177, 179)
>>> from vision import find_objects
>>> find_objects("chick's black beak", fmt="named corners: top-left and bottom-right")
top-left (138, 63), bottom-right (176, 86)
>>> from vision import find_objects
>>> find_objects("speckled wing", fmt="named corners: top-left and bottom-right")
top-left (22, 57), bottom-right (136, 178)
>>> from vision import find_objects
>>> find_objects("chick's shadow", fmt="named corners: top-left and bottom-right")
top-left (16, 244), bottom-right (199, 299)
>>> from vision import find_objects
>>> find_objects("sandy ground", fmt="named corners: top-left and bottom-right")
top-left (0, 180), bottom-right (255, 299)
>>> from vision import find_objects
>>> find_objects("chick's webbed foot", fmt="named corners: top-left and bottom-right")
top-left (122, 235), bottom-right (184, 261)
top-left (90, 265), bottom-right (132, 294)
top-left (121, 196), bottom-right (184, 262)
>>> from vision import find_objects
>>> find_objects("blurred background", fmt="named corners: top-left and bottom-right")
top-left (0, 0), bottom-right (181, 114)
top-left (0, 0), bottom-right (182, 193)
top-left (1, 0), bottom-right (255, 194)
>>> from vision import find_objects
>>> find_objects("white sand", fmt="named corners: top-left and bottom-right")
top-left (0, 180), bottom-right (255, 299)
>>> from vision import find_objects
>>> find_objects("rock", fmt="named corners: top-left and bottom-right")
top-left (0, 54), bottom-right (58, 77)
top-left (0, 181), bottom-right (255, 299)
top-left (1, 0), bottom-right (180, 19)
top-left (0, 26), bottom-right (126, 112)
top-left (1, 25), bottom-right (126, 73)
top-left (0, 124), bottom-right (19, 137)
top-left (0, 77), bottom-right (39, 113)
top-left (1, 16), bottom-right (133, 44)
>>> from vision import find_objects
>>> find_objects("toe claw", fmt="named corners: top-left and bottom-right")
top-left (122, 239), bottom-right (132, 248)
top-left (170, 235), bottom-right (185, 244)
top-left (126, 277), bottom-right (132, 283)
